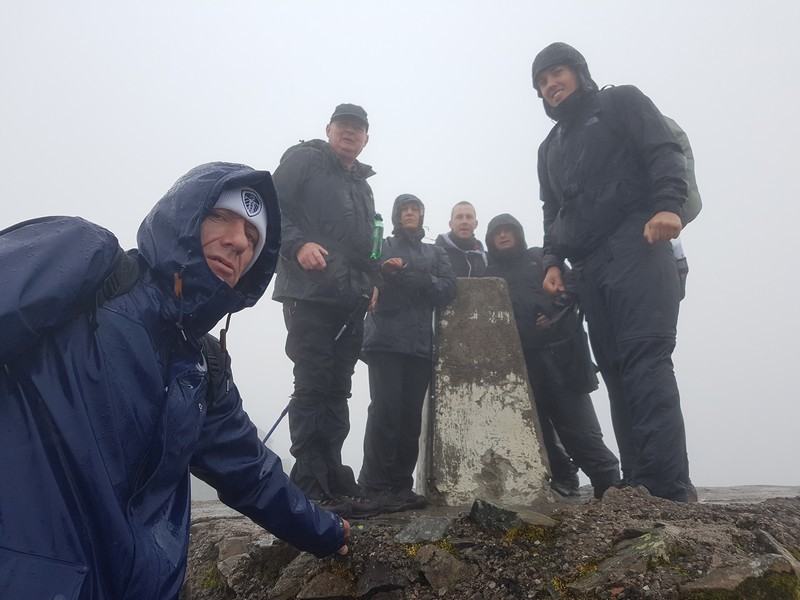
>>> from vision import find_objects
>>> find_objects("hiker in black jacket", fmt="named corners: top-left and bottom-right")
top-left (532, 43), bottom-right (691, 501)
top-left (435, 201), bottom-right (487, 277)
top-left (272, 103), bottom-right (379, 517)
top-left (485, 213), bottom-right (620, 499)
top-left (359, 194), bottom-right (457, 512)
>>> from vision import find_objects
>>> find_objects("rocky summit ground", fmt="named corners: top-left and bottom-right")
top-left (182, 486), bottom-right (800, 600)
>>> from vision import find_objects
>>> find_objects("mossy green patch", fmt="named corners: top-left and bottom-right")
top-left (503, 524), bottom-right (557, 545)
top-left (200, 566), bottom-right (225, 590)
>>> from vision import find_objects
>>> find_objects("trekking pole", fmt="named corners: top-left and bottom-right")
top-left (262, 403), bottom-right (289, 444)
top-left (333, 294), bottom-right (370, 341)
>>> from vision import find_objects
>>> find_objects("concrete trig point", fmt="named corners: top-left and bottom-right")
top-left (417, 278), bottom-right (551, 506)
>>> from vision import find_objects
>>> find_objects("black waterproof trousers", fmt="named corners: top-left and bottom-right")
top-left (283, 300), bottom-right (363, 499)
top-left (541, 419), bottom-right (580, 486)
top-left (358, 351), bottom-right (431, 493)
top-left (524, 351), bottom-right (620, 492)
top-left (575, 218), bottom-right (690, 502)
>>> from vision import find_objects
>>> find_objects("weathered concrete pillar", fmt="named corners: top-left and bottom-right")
top-left (417, 278), bottom-right (550, 507)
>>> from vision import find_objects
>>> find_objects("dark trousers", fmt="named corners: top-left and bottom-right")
top-left (541, 420), bottom-right (579, 484)
top-left (576, 221), bottom-right (690, 501)
top-left (283, 300), bottom-right (363, 499)
top-left (524, 351), bottom-right (620, 490)
top-left (358, 352), bottom-right (431, 493)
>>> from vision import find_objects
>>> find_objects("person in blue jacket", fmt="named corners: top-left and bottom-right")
top-left (0, 162), bottom-right (349, 600)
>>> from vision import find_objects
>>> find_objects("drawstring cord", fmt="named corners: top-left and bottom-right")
top-left (218, 313), bottom-right (232, 393)
top-left (173, 270), bottom-right (187, 341)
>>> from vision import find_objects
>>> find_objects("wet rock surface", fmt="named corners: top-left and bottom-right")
top-left (183, 487), bottom-right (800, 599)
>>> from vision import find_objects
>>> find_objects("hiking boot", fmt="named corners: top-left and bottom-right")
top-left (550, 477), bottom-right (580, 498)
top-left (337, 494), bottom-right (382, 519)
top-left (313, 496), bottom-right (353, 516)
top-left (370, 489), bottom-right (428, 514)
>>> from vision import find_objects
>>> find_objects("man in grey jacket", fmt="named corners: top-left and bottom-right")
top-left (272, 104), bottom-right (379, 517)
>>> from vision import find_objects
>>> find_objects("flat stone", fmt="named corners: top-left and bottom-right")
top-left (569, 525), bottom-right (679, 594)
top-left (355, 561), bottom-right (408, 597)
top-left (218, 535), bottom-right (251, 562)
top-left (680, 554), bottom-right (798, 598)
top-left (416, 544), bottom-right (474, 593)
top-left (371, 591), bottom-right (403, 600)
top-left (394, 516), bottom-right (453, 543)
top-left (268, 553), bottom-right (323, 600)
top-left (297, 570), bottom-right (356, 599)
top-left (469, 499), bottom-right (524, 532)
top-left (514, 507), bottom-right (558, 529)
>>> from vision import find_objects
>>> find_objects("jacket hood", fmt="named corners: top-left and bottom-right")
top-left (485, 213), bottom-right (528, 260)
top-left (280, 139), bottom-right (375, 180)
top-left (391, 193), bottom-right (425, 238)
top-left (531, 42), bottom-right (599, 121)
top-left (136, 162), bottom-right (281, 335)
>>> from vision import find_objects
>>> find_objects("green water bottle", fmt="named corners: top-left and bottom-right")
top-left (369, 213), bottom-right (384, 260)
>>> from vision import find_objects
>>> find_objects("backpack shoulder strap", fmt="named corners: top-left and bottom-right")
top-left (96, 248), bottom-right (141, 307)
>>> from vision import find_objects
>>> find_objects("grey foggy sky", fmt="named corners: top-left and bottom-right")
top-left (2, 1), bottom-right (798, 487)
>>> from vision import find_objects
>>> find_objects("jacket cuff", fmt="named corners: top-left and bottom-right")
top-left (542, 254), bottom-right (565, 273)
top-left (282, 238), bottom-right (307, 262)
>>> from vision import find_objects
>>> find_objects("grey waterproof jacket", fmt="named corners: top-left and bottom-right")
top-left (362, 195), bottom-right (456, 359)
top-left (272, 139), bottom-right (377, 309)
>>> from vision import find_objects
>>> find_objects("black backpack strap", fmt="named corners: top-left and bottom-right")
top-left (88, 248), bottom-right (141, 330)
top-left (201, 334), bottom-right (230, 409)
top-left (96, 248), bottom-right (141, 307)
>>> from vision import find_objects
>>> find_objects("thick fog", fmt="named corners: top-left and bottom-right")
top-left (2, 1), bottom-right (798, 489)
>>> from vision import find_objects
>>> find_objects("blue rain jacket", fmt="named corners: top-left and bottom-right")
top-left (0, 162), bottom-right (344, 600)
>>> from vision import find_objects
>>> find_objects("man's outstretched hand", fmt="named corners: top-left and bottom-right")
top-left (297, 242), bottom-right (329, 271)
top-left (643, 211), bottom-right (682, 244)
top-left (337, 518), bottom-right (351, 556)
top-left (543, 266), bottom-right (566, 295)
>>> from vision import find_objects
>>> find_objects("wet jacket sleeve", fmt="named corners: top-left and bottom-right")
top-left (391, 247), bottom-right (457, 307)
top-left (610, 86), bottom-right (688, 217)
top-left (190, 362), bottom-right (344, 558)
top-left (272, 147), bottom-right (316, 262)
top-left (538, 138), bottom-right (565, 273)
top-left (0, 216), bottom-right (120, 363)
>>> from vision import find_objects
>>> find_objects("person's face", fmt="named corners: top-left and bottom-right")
top-left (201, 208), bottom-right (258, 287)
top-left (326, 117), bottom-right (369, 166)
top-left (492, 225), bottom-right (517, 251)
top-left (399, 202), bottom-right (422, 230)
top-left (449, 204), bottom-right (478, 240)
top-left (536, 64), bottom-right (579, 108)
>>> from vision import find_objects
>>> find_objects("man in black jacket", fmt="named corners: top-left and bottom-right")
top-left (272, 104), bottom-right (378, 516)
top-left (532, 43), bottom-right (691, 501)
top-left (359, 194), bottom-right (456, 511)
top-left (485, 214), bottom-right (620, 500)
top-left (435, 201), bottom-right (488, 277)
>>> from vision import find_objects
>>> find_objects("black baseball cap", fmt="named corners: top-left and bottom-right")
top-left (330, 103), bottom-right (369, 130)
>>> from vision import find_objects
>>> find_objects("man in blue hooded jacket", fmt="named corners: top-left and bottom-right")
top-left (0, 162), bottom-right (348, 600)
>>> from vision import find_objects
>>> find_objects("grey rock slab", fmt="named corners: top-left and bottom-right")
top-left (394, 516), bottom-right (453, 543)
top-left (568, 525), bottom-right (680, 594)
top-left (355, 561), bottom-right (408, 597)
top-left (371, 591), bottom-right (403, 600)
top-left (268, 553), bottom-right (324, 600)
top-left (416, 544), bottom-right (475, 593)
top-left (297, 570), bottom-right (356, 599)
top-left (469, 499), bottom-right (555, 532)
top-left (218, 535), bottom-right (251, 562)
top-left (680, 554), bottom-right (798, 597)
